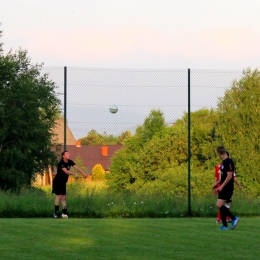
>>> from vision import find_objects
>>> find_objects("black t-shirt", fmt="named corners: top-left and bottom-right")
top-left (55, 159), bottom-right (75, 183)
top-left (220, 158), bottom-right (235, 190)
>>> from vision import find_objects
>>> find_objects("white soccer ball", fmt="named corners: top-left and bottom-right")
top-left (109, 105), bottom-right (118, 114)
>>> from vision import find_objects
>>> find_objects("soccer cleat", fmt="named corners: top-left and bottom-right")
top-left (231, 217), bottom-right (239, 229)
top-left (219, 226), bottom-right (229, 230)
top-left (53, 213), bottom-right (60, 219)
top-left (61, 214), bottom-right (69, 219)
top-left (216, 220), bottom-right (222, 224)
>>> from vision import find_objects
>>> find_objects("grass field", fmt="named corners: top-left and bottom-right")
top-left (2, 183), bottom-right (260, 218)
top-left (1, 217), bottom-right (259, 260)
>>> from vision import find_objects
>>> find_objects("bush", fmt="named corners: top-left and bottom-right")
top-left (92, 164), bottom-right (105, 181)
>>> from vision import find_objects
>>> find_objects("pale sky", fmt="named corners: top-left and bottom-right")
top-left (1, 0), bottom-right (260, 69)
top-left (1, 1), bottom-right (259, 138)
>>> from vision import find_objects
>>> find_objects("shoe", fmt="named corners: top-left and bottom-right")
top-left (61, 214), bottom-right (69, 219)
top-left (219, 226), bottom-right (229, 230)
top-left (216, 220), bottom-right (222, 224)
top-left (227, 219), bottom-right (232, 223)
top-left (53, 213), bottom-right (60, 219)
top-left (231, 217), bottom-right (239, 229)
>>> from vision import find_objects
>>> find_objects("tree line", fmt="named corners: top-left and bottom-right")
top-left (108, 69), bottom-right (260, 197)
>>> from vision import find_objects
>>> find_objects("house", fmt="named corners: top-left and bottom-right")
top-left (62, 144), bottom-right (123, 174)
top-left (52, 118), bottom-right (77, 145)
top-left (35, 118), bottom-right (123, 185)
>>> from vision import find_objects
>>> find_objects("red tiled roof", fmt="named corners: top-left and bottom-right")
top-left (61, 145), bottom-right (123, 173)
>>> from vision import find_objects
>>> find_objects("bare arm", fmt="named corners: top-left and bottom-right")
top-left (212, 179), bottom-right (220, 189)
top-left (73, 165), bottom-right (91, 179)
top-left (62, 167), bottom-right (78, 178)
top-left (234, 177), bottom-right (242, 190)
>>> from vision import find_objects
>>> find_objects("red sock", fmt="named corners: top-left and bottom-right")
top-left (217, 209), bottom-right (221, 222)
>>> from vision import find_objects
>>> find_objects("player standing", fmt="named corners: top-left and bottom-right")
top-left (213, 146), bottom-right (239, 230)
top-left (214, 152), bottom-right (242, 223)
top-left (52, 151), bottom-right (88, 218)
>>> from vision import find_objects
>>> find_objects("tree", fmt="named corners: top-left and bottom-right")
top-left (108, 108), bottom-right (219, 192)
top-left (78, 129), bottom-right (117, 145)
top-left (117, 130), bottom-right (132, 144)
top-left (0, 31), bottom-right (61, 192)
top-left (215, 68), bottom-right (260, 195)
top-left (136, 109), bottom-right (166, 146)
top-left (107, 109), bottom-right (167, 191)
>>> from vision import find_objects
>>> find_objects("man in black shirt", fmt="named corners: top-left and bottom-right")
top-left (212, 146), bottom-right (239, 230)
top-left (52, 150), bottom-right (89, 218)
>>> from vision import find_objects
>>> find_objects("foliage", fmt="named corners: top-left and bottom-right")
top-left (92, 164), bottom-right (105, 181)
top-left (179, 108), bottom-right (220, 168)
top-left (116, 130), bottom-right (132, 144)
top-left (215, 68), bottom-right (260, 194)
top-left (78, 129), bottom-right (132, 145)
top-left (0, 183), bottom-right (258, 218)
top-left (78, 129), bottom-right (117, 145)
top-left (69, 156), bottom-right (88, 183)
top-left (107, 109), bottom-right (168, 191)
top-left (108, 69), bottom-right (260, 196)
top-left (0, 32), bottom-right (61, 192)
top-left (108, 108), bottom-right (219, 192)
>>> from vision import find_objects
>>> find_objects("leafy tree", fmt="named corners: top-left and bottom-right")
top-left (108, 109), bottom-right (167, 190)
top-left (117, 130), bottom-right (132, 144)
top-left (135, 109), bottom-right (166, 146)
top-left (215, 68), bottom-right (260, 195)
top-left (108, 70), bottom-right (260, 196)
top-left (0, 31), bottom-right (61, 192)
top-left (179, 108), bottom-right (219, 168)
top-left (78, 129), bottom-right (117, 145)
top-left (108, 108), bottom-right (219, 192)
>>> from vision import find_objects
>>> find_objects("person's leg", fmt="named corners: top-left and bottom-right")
top-left (225, 197), bottom-right (239, 229)
top-left (216, 209), bottom-right (222, 223)
top-left (225, 202), bottom-right (231, 222)
top-left (223, 194), bottom-right (236, 221)
top-left (54, 195), bottom-right (61, 218)
top-left (61, 195), bottom-right (67, 211)
top-left (216, 199), bottom-right (228, 227)
top-left (61, 195), bottom-right (68, 218)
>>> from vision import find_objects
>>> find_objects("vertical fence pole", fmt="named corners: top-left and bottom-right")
top-left (64, 66), bottom-right (67, 151)
top-left (188, 68), bottom-right (191, 216)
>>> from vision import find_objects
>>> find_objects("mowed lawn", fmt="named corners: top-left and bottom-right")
top-left (0, 217), bottom-right (259, 260)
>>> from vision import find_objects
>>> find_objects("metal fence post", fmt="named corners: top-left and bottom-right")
top-left (188, 68), bottom-right (191, 216)
top-left (64, 66), bottom-right (67, 151)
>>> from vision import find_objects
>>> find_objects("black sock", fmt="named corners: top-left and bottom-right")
top-left (55, 205), bottom-right (59, 214)
top-left (63, 206), bottom-right (67, 214)
top-left (220, 205), bottom-right (236, 221)
top-left (220, 206), bottom-right (228, 227)
top-left (222, 205), bottom-right (236, 220)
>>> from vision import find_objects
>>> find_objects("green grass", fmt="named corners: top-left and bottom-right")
top-left (1, 183), bottom-right (260, 218)
top-left (0, 218), bottom-right (259, 260)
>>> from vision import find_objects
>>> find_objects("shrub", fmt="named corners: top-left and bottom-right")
top-left (92, 164), bottom-right (105, 181)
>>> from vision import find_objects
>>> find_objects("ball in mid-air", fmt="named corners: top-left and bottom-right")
top-left (109, 105), bottom-right (118, 114)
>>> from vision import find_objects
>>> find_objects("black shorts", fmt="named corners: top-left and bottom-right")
top-left (226, 197), bottom-right (232, 204)
top-left (218, 188), bottom-right (233, 201)
top-left (52, 178), bottom-right (67, 195)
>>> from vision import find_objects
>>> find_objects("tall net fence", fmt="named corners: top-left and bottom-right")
top-left (2, 67), bottom-right (260, 218)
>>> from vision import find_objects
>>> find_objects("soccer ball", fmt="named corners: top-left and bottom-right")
top-left (109, 105), bottom-right (118, 114)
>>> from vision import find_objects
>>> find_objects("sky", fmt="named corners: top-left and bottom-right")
top-left (1, 0), bottom-right (260, 69)
top-left (1, 1), bottom-right (260, 138)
